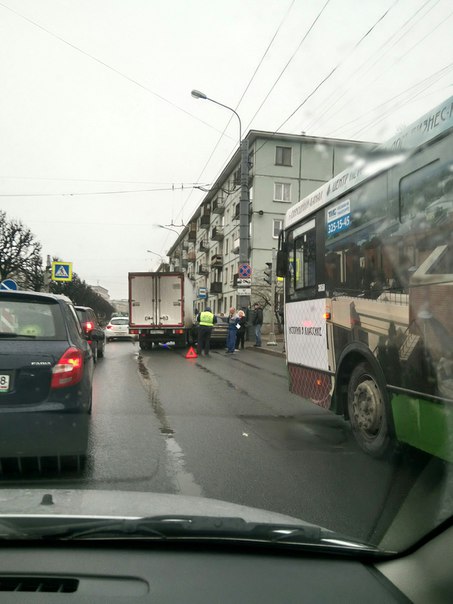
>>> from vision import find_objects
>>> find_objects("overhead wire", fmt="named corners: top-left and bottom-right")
top-left (322, 1), bottom-right (453, 135)
top-left (349, 64), bottom-right (453, 137)
top-left (0, 184), bottom-right (210, 198)
top-left (0, 1), bottom-right (234, 140)
top-left (173, 0), bottom-right (297, 225)
top-left (243, 0), bottom-right (331, 133)
top-left (304, 0), bottom-right (437, 134)
top-left (175, 0), bottom-right (331, 228)
top-left (266, 0), bottom-right (401, 139)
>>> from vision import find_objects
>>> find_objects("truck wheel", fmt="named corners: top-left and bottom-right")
top-left (139, 341), bottom-right (148, 351)
top-left (347, 362), bottom-right (395, 458)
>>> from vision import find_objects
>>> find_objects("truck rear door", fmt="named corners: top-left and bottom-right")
top-left (157, 274), bottom-right (183, 326)
top-left (129, 274), bottom-right (157, 326)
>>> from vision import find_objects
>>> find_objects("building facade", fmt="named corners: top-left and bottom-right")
top-left (167, 130), bottom-right (373, 319)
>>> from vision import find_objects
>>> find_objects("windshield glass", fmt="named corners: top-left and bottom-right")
top-left (0, 0), bottom-right (452, 558)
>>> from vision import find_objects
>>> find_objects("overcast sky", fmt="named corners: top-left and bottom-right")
top-left (0, 0), bottom-right (452, 298)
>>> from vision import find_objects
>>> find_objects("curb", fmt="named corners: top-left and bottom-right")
top-left (245, 344), bottom-right (285, 358)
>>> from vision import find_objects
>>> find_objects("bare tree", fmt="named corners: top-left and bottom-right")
top-left (0, 211), bottom-right (43, 289)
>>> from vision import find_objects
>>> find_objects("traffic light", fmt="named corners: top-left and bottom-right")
top-left (264, 262), bottom-right (273, 285)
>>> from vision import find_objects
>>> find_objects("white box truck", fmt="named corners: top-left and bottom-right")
top-left (128, 272), bottom-right (195, 350)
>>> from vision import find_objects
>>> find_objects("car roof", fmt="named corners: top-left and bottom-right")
top-left (0, 290), bottom-right (72, 304)
top-left (75, 306), bottom-right (94, 311)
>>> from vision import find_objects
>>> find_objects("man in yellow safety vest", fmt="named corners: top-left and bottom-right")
top-left (197, 307), bottom-right (217, 356)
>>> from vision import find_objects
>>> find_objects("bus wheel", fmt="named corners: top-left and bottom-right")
top-left (347, 362), bottom-right (394, 458)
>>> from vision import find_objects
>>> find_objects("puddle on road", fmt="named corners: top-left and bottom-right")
top-left (136, 354), bottom-right (202, 497)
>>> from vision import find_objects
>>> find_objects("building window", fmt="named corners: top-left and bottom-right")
top-left (274, 182), bottom-right (291, 202)
top-left (275, 146), bottom-right (292, 166)
top-left (225, 238), bottom-right (229, 254)
top-left (224, 266), bottom-right (228, 284)
top-left (233, 168), bottom-right (241, 187)
top-left (273, 219), bottom-right (283, 238)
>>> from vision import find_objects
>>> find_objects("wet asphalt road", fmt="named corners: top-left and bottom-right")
top-left (0, 339), bottom-right (429, 543)
top-left (79, 340), bottom-right (425, 542)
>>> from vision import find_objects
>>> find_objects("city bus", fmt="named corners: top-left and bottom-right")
top-left (277, 96), bottom-right (453, 459)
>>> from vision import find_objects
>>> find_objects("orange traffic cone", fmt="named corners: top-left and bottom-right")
top-left (185, 346), bottom-right (198, 359)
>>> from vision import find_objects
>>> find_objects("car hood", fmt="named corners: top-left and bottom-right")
top-left (0, 489), bottom-right (308, 525)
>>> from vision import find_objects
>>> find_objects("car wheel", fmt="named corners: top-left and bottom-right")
top-left (92, 345), bottom-right (98, 365)
top-left (347, 362), bottom-right (395, 458)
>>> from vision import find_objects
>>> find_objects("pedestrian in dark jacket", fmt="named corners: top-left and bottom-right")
top-left (253, 303), bottom-right (263, 347)
top-left (235, 310), bottom-right (246, 350)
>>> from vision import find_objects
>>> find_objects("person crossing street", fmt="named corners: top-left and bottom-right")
top-left (196, 307), bottom-right (216, 356)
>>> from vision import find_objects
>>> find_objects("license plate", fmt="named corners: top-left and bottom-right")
top-left (149, 330), bottom-right (164, 334)
top-left (0, 375), bottom-right (10, 393)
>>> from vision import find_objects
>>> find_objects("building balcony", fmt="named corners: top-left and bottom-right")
top-left (188, 272), bottom-right (195, 281)
top-left (199, 239), bottom-right (209, 252)
top-left (188, 222), bottom-right (197, 241)
top-left (187, 250), bottom-right (196, 263)
top-left (210, 254), bottom-right (223, 268)
top-left (200, 214), bottom-right (210, 229)
top-left (198, 265), bottom-right (209, 275)
top-left (210, 282), bottom-right (223, 294)
top-left (211, 226), bottom-right (224, 241)
top-left (212, 197), bottom-right (225, 214)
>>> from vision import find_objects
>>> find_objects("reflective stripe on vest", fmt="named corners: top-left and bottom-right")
top-left (199, 311), bottom-right (214, 326)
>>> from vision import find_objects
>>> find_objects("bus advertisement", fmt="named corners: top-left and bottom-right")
top-left (278, 96), bottom-right (453, 460)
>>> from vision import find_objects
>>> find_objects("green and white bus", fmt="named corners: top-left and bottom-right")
top-left (277, 96), bottom-right (453, 459)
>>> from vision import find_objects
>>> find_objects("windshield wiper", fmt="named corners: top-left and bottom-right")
top-left (5, 515), bottom-right (380, 552)
top-left (0, 332), bottom-right (36, 339)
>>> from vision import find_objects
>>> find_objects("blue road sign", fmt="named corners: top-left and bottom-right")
top-left (0, 279), bottom-right (18, 291)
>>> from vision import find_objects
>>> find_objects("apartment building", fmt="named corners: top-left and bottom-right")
top-left (167, 130), bottom-right (373, 317)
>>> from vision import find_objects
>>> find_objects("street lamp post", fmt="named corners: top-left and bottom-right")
top-left (157, 224), bottom-right (184, 272)
top-left (191, 89), bottom-right (250, 312)
top-left (146, 249), bottom-right (166, 272)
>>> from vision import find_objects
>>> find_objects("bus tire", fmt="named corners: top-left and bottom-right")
top-left (347, 362), bottom-right (395, 458)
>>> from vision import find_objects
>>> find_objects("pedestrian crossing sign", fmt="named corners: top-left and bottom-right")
top-left (51, 261), bottom-right (73, 282)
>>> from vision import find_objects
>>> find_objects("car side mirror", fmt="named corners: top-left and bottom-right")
top-left (88, 328), bottom-right (105, 341)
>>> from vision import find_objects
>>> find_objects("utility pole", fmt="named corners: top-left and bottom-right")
top-left (238, 137), bottom-right (250, 313)
top-left (190, 90), bottom-right (250, 312)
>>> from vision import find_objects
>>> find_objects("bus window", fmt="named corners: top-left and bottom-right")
top-left (294, 223), bottom-right (316, 291)
top-left (324, 177), bottom-right (394, 298)
top-left (286, 219), bottom-right (317, 301)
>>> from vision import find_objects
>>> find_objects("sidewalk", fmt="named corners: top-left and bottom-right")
top-left (244, 333), bottom-right (285, 357)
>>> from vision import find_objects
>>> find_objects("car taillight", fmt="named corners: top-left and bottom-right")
top-left (129, 329), bottom-right (138, 334)
top-left (83, 321), bottom-right (94, 333)
top-left (51, 347), bottom-right (84, 389)
top-left (106, 325), bottom-right (112, 329)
